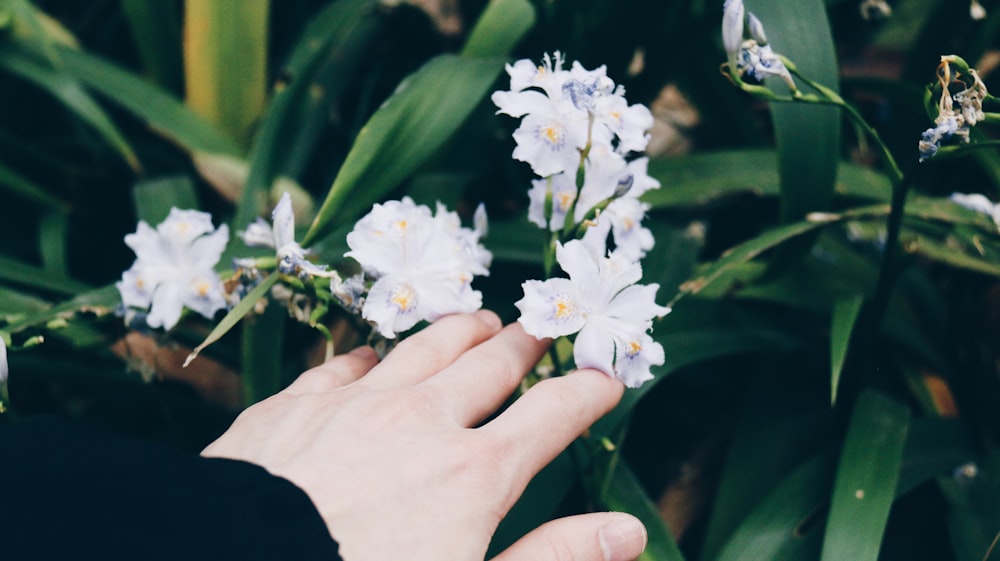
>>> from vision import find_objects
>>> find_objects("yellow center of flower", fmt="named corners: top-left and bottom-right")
top-left (542, 126), bottom-right (561, 145)
top-left (553, 296), bottom-right (576, 319)
top-left (625, 340), bottom-right (642, 357)
top-left (391, 284), bottom-right (417, 312)
top-left (196, 281), bottom-right (211, 298)
top-left (556, 191), bottom-right (575, 211)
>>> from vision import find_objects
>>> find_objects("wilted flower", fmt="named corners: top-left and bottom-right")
top-left (345, 197), bottom-right (492, 338)
top-left (515, 240), bottom-right (669, 387)
top-left (240, 192), bottom-right (338, 279)
top-left (919, 58), bottom-right (988, 162)
top-left (117, 208), bottom-right (229, 330)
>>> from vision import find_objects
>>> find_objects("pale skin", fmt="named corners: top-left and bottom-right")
top-left (202, 310), bottom-right (648, 561)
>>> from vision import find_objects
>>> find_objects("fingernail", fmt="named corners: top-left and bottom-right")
top-left (599, 517), bottom-right (647, 561)
top-left (473, 309), bottom-right (503, 331)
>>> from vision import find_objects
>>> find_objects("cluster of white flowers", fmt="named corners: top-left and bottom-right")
top-left (117, 209), bottom-right (229, 330)
top-left (343, 197), bottom-right (491, 339)
top-left (118, 191), bottom-right (490, 343)
top-left (492, 52), bottom-right (660, 261)
top-left (722, 0), bottom-right (797, 92)
top-left (494, 53), bottom-right (669, 387)
top-left (920, 60), bottom-right (989, 162)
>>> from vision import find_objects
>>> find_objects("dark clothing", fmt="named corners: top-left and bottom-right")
top-left (0, 418), bottom-right (341, 560)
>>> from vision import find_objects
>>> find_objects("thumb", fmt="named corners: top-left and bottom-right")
top-left (492, 512), bottom-right (647, 561)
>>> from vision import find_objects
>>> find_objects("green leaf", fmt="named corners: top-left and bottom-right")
top-left (669, 204), bottom-right (890, 307)
top-left (184, 272), bottom-right (279, 367)
top-left (746, 0), bottom-right (841, 224)
top-left (0, 158), bottom-right (69, 211)
top-left (132, 175), bottom-right (200, 224)
top-left (236, 0), bottom-right (380, 229)
top-left (2, 284), bottom-right (119, 335)
top-left (829, 295), bottom-right (864, 406)
top-left (0, 42), bottom-right (141, 171)
top-left (240, 296), bottom-right (287, 406)
top-left (602, 460), bottom-right (686, 561)
top-left (53, 45), bottom-right (241, 156)
top-left (302, 54), bottom-right (505, 245)
top-left (714, 450), bottom-right (836, 561)
top-left (643, 150), bottom-right (891, 210)
top-left (120, 0), bottom-right (183, 94)
top-left (820, 391), bottom-right (911, 561)
top-left (38, 211), bottom-right (68, 277)
top-left (0, 254), bottom-right (89, 295)
top-left (461, 0), bottom-right (535, 58)
top-left (183, 0), bottom-right (269, 148)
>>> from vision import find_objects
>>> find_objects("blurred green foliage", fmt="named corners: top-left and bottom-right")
top-left (0, 0), bottom-right (999, 559)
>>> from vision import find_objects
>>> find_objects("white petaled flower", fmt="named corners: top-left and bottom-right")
top-left (117, 208), bottom-right (229, 330)
top-left (515, 240), bottom-right (669, 388)
top-left (528, 173), bottom-right (578, 231)
top-left (240, 192), bottom-right (338, 279)
top-left (345, 197), bottom-right (492, 338)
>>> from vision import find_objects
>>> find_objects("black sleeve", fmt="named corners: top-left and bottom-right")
top-left (0, 417), bottom-right (342, 561)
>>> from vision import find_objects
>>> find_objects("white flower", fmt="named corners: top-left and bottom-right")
top-left (515, 240), bottom-right (669, 387)
top-left (345, 197), bottom-right (491, 338)
top-left (117, 208), bottom-right (229, 330)
top-left (240, 192), bottom-right (337, 279)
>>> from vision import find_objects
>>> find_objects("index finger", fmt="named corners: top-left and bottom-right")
top-left (479, 368), bottom-right (624, 492)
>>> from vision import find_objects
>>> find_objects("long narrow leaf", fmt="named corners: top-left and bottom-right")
top-left (820, 391), bottom-right (911, 561)
top-left (714, 451), bottom-right (836, 561)
top-left (236, 0), bottom-right (379, 229)
top-left (0, 42), bottom-right (141, 171)
top-left (2, 284), bottom-right (119, 334)
top-left (602, 460), bottom-right (686, 561)
top-left (120, 0), bottom-right (183, 94)
top-left (303, 55), bottom-right (505, 244)
top-left (184, 272), bottom-right (279, 367)
top-left (0, 159), bottom-right (69, 211)
top-left (669, 205), bottom-right (890, 307)
top-left (183, 0), bottom-right (269, 148)
top-left (461, 0), bottom-right (535, 58)
top-left (829, 295), bottom-right (864, 406)
top-left (746, 0), bottom-right (840, 224)
top-left (0, 254), bottom-right (89, 295)
top-left (54, 45), bottom-right (240, 156)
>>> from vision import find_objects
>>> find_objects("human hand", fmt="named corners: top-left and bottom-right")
top-left (201, 310), bottom-right (647, 561)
